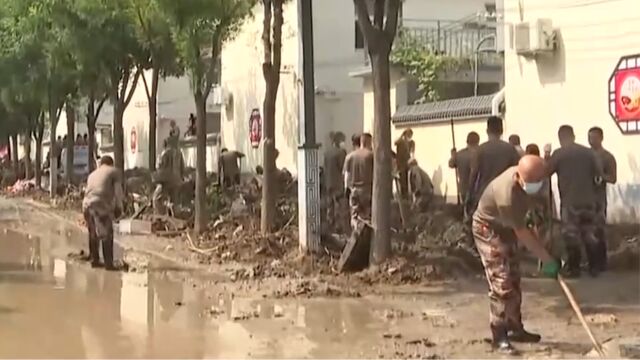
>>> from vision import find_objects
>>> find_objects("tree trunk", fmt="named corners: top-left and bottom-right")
top-left (34, 136), bottom-right (43, 188)
top-left (10, 134), bottom-right (18, 173)
top-left (260, 77), bottom-right (277, 233)
top-left (49, 104), bottom-right (59, 198)
top-left (87, 99), bottom-right (97, 172)
top-left (113, 101), bottom-right (125, 173)
top-left (87, 117), bottom-right (97, 173)
top-left (147, 67), bottom-right (160, 171)
top-left (65, 103), bottom-right (75, 183)
top-left (260, 0), bottom-right (283, 234)
top-left (369, 52), bottom-right (393, 264)
top-left (24, 133), bottom-right (32, 180)
top-left (194, 90), bottom-right (208, 234)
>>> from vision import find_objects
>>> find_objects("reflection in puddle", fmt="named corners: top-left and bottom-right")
top-left (0, 226), bottom-right (390, 358)
top-left (1, 220), bottom-right (638, 359)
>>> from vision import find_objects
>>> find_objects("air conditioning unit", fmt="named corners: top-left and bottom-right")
top-left (515, 19), bottom-right (556, 56)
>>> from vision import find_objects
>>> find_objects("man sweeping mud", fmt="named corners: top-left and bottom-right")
top-left (473, 155), bottom-right (560, 354)
top-left (343, 133), bottom-right (373, 238)
top-left (82, 156), bottom-right (124, 270)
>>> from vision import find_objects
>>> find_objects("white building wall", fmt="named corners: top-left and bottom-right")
top-left (220, 2), bottom-right (300, 173)
top-left (503, 0), bottom-right (640, 222)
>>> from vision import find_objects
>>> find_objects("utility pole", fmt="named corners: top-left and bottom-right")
top-left (296, 0), bottom-right (321, 254)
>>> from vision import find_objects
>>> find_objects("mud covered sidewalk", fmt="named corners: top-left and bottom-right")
top-left (1, 196), bottom-right (639, 358)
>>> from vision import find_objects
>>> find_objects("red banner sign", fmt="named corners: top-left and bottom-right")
top-left (608, 55), bottom-right (640, 134)
top-left (249, 108), bottom-right (262, 148)
top-left (130, 127), bottom-right (137, 153)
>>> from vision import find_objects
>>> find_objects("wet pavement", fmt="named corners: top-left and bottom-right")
top-left (0, 198), bottom-right (639, 359)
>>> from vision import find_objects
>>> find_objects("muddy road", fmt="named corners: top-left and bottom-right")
top-left (0, 197), bottom-right (638, 358)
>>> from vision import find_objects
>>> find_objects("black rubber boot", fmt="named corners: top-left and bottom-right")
top-left (102, 237), bottom-right (116, 271)
top-left (89, 236), bottom-right (101, 267)
top-left (564, 247), bottom-right (582, 278)
top-left (509, 328), bottom-right (542, 343)
top-left (491, 325), bottom-right (518, 355)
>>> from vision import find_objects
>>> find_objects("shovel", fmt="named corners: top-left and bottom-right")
top-left (557, 275), bottom-right (606, 358)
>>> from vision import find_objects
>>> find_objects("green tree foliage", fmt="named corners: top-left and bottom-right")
top-left (131, 0), bottom-right (184, 170)
top-left (391, 33), bottom-right (463, 103)
top-left (158, 0), bottom-right (256, 234)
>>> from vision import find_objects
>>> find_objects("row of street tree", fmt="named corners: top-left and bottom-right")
top-left (0, 0), bottom-right (401, 263)
top-left (0, 0), bottom-right (262, 235)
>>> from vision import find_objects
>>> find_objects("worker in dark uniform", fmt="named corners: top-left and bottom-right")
top-left (82, 156), bottom-right (124, 270)
top-left (153, 137), bottom-right (185, 214)
top-left (468, 116), bottom-right (520, 215)
top-left (394, 129), bottom-right (415, 198)
top-left (546, 125), bottom-right (603, 277)
top-left (343, 133), bottom-right (374, 238)
top-left (473, 155), bottom-right (559, 354)
top-left (508, 134), bottom-right (525, 157)
top-left (324, 131), bottom-right (347, 231)
top-left (449, 131), bottom-right (480, 204)
top-left (408, 158), bottom-right (434, 212)
top-left (218, 148), bottom-right (245, 188)
top-left (588, 126), bottom-right (617, 272)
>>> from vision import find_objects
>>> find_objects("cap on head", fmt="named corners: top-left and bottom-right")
top-left (221, 148), bottom-right (228, 153)
top-left (517, 155), bottom-right (545, 182)
top-left (466, 131), bottom-right (480, 145)
top-left (99, 155), bottom-right (114, 167)
top-left (487, 116), bottom-right (504, 136)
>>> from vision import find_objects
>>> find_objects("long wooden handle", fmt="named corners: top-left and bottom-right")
top-left (557, 275), bottom-right (605, 358)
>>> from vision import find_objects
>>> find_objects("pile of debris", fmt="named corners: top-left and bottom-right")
top-left (6, 179), bottom-right (37, 194)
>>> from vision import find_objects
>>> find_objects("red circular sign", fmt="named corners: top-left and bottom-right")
top-left (608, 54), bottom-right (640, 134)
top-left (130, 127), bottom-right (137, 153)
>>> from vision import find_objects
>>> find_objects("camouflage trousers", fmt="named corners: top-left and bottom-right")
top-left (83, 205), bottom-right (114, 266)
top-left (561, 204), bottom-right (599, 270)
top-left (472, 218), bottom-right (523, 331)
top-left (325, 190), bottom-right (348, 234)
top-left (349, 187), bottom-right (372, 236)
top-left (594, 201), bottom-right (608, 269)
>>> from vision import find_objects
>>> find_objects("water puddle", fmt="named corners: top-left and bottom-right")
top-left (0, 205), bottom-right (638, 359)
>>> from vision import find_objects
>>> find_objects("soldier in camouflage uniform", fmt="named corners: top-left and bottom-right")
top-left (546, 125), bottom-right (603, 277)
top-left (588, 126), bottom-right (617, 272)
top-left (82, 156), bottom-right (124, 270)
top-left (473, 155), bottom-right (559, 355)
top-left (343, 133), bottom-right (373, 237)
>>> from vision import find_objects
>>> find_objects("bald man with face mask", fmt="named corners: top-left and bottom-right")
top-left (472, 155), bottom-right (560, 355)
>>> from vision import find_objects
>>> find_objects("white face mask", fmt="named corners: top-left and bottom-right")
top-left (522, 181), bottom-right (543, 195)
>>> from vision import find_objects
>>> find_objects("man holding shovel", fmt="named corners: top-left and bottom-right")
top-left (82, 156), bottom-right (124, 270)
top-left (472, 155), bottom-right (560, 354)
